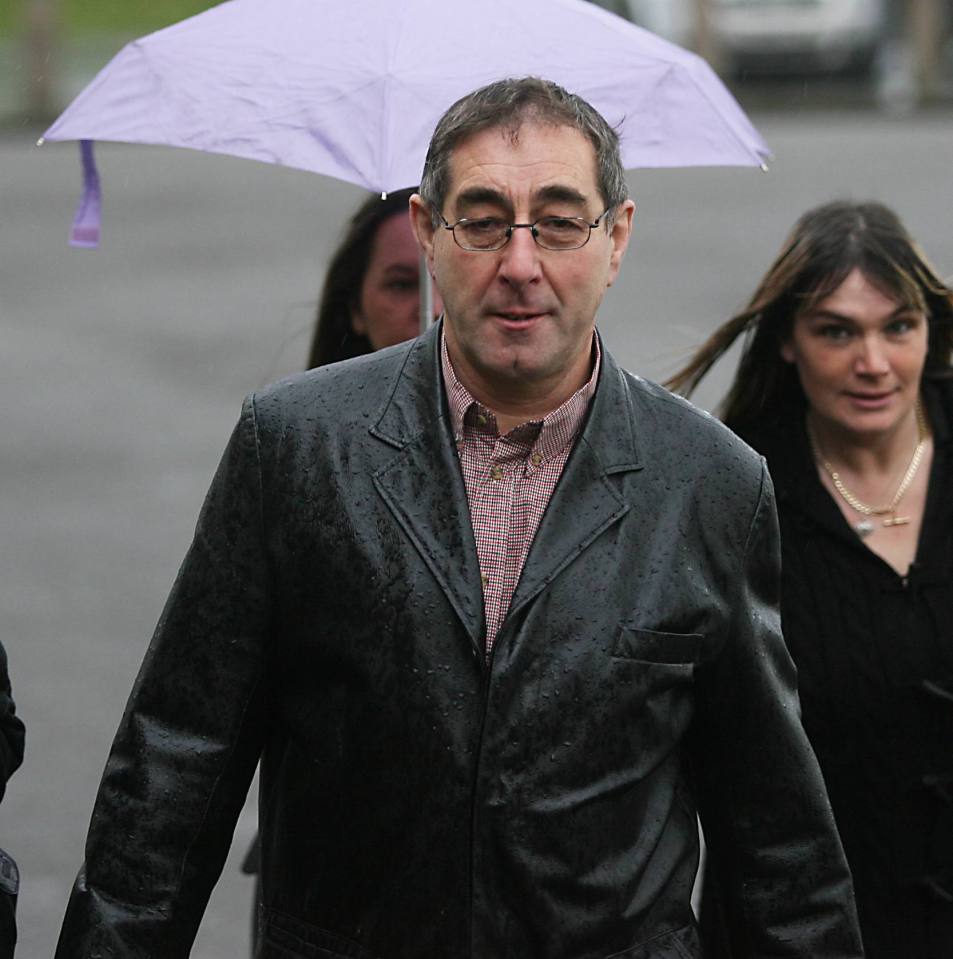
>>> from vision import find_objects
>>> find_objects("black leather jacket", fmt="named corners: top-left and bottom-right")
top-left (56, 325), bottom-right (863, 958)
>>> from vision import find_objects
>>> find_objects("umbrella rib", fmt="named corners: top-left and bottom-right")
top-left (672, 60), bottom-right (772, 167)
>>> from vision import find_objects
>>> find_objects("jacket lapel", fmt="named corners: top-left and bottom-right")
top-left (369, 329), bottom-right (645, 648)
top-left (370, 325), bottom-right (486, 649)
top-left (506, 348), bottom-right (643, 620)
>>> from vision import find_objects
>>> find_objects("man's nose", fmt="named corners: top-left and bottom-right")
top-left (855, 334), bottom-right (890, 375)
top-left (497, 226), bottom-right (542, 288)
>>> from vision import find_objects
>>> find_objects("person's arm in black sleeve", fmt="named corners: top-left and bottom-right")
top-left (55, 395), bottom-right (272, 959)
top-left (691, 462), bottom-right (864, 958)
top-left (0, 641), bottom-right (25, 799)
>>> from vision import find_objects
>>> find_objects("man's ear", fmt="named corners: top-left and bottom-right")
top-left (410, 194), bottom-right (437, 274)
top-left (606, 199), bottom-right (635, 288)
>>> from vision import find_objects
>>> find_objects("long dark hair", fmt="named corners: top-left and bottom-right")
top-left (667, 200), bottom-right (953, 429)
top-left (307, 187), bottom-right (418, 369)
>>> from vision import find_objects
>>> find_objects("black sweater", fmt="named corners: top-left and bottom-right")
top-left (738, 381), bottom-right (953, 959)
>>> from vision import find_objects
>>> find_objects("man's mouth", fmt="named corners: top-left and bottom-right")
top-left (492, 310), bottom-right (547, 324)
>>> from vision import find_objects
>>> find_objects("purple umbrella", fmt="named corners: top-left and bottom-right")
top-left (42, 0), bottom-right (771, 247)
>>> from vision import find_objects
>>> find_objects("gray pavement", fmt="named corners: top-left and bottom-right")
top-left (1, 109), bottom-right (952, 957)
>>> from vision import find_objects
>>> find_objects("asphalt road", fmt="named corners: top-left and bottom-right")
top-left (2, 108), bottom-right (952, 957)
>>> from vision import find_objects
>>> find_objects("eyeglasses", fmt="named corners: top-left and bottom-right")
top-left (436, 209), bottom-right (612, 252)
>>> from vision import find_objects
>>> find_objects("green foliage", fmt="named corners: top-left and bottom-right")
top-left (62, 0), bottom-right (217, 33)
top-left (2, 1), bottom-right (218, 36)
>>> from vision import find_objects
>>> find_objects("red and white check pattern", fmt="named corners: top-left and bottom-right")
top-left (441, 333), bottom-right (600, 653)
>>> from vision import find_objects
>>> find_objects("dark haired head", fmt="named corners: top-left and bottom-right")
top-left (667, 200), bottom-right (953, 427)
top-left (307, 187), bottom-right (417, 369)
top-left (418, 77), bottom-right (627, 224)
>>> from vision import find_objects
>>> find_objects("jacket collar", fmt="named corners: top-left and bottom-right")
top-left (369, 321), bottom-right (643, 654)
top-left (504, 343), bottom-right (643, 628)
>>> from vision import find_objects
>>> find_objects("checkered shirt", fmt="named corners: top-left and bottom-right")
top-left (441, 333), bottom-right (600, 654)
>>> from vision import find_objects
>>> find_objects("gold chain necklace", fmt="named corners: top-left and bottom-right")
top-left (808, 402), bottom-right (929, 539)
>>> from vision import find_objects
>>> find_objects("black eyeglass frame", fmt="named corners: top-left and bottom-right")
top-left (435, 208), bottom-right (613, 252)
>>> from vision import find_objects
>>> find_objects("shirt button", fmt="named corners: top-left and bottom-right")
top-left (530, 452), bottom-right (543, 466)
top-left (481, 573), bottom-right (489, 586)
top-left (491, 466), bottom-right (503, 481)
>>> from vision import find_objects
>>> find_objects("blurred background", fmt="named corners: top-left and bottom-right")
top-left (5, 0), bottom-right (953, 123)
top-left (1, 1), bottom-right (952, 957)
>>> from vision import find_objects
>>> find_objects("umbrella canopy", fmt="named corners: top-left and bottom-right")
top-left (42, 0), bottom-right (771, 246)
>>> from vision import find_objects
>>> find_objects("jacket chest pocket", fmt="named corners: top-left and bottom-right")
top-left (606, 625), bottom-right (704, 744)
top-left (612, 625), bottom-right (703, 666)
top-left (602, 625), bottom-right (704, 748)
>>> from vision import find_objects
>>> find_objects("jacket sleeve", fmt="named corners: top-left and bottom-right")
top-left (55, 395), bottom-right (271, 959)
top-left (691, 461), bottom-right (865, 958)
top-left (0, 640), bottom-right (25, 799)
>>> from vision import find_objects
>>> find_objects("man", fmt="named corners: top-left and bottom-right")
top-left (0, 641), bottom-right (24, 959)
top-left (57, 78), bottom-right (863, 958)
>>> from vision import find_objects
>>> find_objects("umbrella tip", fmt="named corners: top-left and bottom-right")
top-left (36, 136), bottom-right (45, 147)
top-left (759, 161), bottom-right (769, 173)
top-left (381, 191), bottom-right (388, 200)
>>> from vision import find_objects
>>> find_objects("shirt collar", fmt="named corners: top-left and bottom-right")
top-left (441, 328), bottom-right (600, 458)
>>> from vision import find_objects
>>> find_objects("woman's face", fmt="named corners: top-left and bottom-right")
top-left (351, 212), bottom-right (442, 350)
top-left (780, 267), bottom-right (928, 440)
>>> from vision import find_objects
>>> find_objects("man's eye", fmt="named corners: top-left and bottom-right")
top-left (464, 218), bottom-right (505, 234)
top-left (541, 216), bottom-right (583, 233)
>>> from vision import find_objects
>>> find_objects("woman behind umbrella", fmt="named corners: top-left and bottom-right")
top-left (669, 200), bottom-right (953, 958)
top-left (307, 186), bottom-right (437, 367)
top-left (243, 186), bottom-right (439, 953)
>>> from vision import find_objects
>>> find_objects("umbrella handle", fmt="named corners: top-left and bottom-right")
top-left (70, 140), bottom-right (102, 249)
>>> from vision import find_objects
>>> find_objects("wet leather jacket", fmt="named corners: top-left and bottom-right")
top-left (56, 324), bottom-right (863, 958)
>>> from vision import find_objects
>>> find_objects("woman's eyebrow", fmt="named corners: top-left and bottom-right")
top-left (807, 304), bottom-right (916, 323)
top-left (807, 309), bottom-right (856, 323)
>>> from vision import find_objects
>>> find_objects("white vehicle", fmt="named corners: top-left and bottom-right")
top-left (711, 0), bottom-right (886, 75)
top-left (613, 0), bottom-right (886, 76)
top-left (622, 0), bottom-right (697, 48)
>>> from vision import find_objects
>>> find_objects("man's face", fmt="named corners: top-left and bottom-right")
top-left (412, 122), bottom-right (633, 409)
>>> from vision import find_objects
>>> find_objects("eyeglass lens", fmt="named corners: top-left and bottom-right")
top-left (455, 217), bottom-right (594, 251)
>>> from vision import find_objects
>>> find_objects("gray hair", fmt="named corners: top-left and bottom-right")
top-left (419, 77), bottom-right (628, 225)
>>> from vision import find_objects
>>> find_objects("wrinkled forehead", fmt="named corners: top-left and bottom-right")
top-left (444, 120), bottom-right (600, 208)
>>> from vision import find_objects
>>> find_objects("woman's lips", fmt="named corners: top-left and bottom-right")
top-left (844, 390), bottom-right (895, 409)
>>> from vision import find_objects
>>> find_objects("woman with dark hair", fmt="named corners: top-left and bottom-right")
top-left (670, 200), bottom-right (953, 957)
top-left (306, 186), bottom-right (434, 368)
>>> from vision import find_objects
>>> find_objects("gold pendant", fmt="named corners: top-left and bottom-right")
top-left (883, 516), bottom-right (910, 528)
